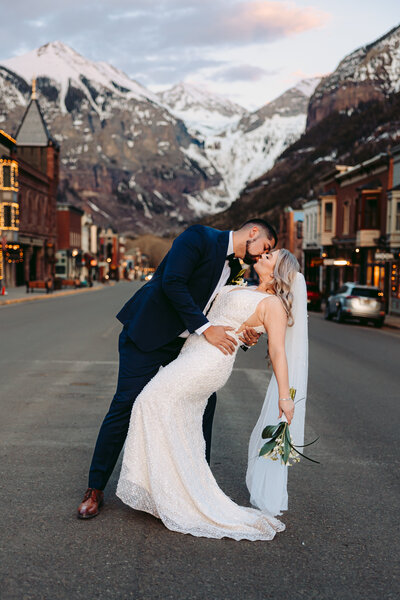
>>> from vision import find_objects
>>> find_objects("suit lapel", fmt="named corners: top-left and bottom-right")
top-left (205, 230), bottom-right (230, 300)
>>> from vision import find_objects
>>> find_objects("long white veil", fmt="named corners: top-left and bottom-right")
top-left (246, 272), bottom-right (308, 516)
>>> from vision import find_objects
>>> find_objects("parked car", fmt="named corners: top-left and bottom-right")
top-left (306, 281), bottom-right (322, 311)
top-left (324, 283), bottom-right (385, 327)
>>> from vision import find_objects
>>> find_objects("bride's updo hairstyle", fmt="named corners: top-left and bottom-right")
top-left (271, 249), bottom-right (300, 326)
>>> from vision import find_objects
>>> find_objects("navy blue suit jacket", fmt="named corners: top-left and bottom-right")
top-left (116, 225), bottom-right (239, 352)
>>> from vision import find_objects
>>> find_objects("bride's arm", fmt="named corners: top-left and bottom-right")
top-left (257, 298), bottom-right (294, 424)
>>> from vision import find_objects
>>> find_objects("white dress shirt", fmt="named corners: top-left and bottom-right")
top-left (179, 231), bottom-right (234, 338)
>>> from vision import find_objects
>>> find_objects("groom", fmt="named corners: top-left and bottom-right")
top-left (78, 218), bottom-right (277, 518)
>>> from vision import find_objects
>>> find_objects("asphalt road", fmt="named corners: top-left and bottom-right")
top-left (0, 282), bottom-right (399, 600)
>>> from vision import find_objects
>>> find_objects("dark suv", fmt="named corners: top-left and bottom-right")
top-left (324, 283), bottom-right (385, 327)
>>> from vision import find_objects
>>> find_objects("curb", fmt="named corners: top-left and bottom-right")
top-left (384, 320), bottom-right (400, 331)
top-left (0, 284), bottom-right (109, 306)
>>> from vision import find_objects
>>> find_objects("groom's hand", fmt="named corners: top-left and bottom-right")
top-left (203, 326), bottom-right (237, 355)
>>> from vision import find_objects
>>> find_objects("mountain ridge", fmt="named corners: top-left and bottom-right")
top-left (205, 24), bottom-right (400, 231)
top-left (0, 40), bottom-right (319, 234)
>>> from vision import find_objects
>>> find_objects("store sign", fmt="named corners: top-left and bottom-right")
top-left (323, 258), bottom-right (351, 266)
top-left (310, 257), bottom-right (324, 267)
top-left (375, 252), bottom-right (394, 261)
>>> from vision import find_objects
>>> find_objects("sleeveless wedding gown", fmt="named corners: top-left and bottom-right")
top-left (116, 285), bottom-right (285, 541)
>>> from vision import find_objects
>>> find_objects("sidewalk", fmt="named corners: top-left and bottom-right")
top-left (384, 313), bottom-right (400, 330)
top-left (0, 281), bottom-right (111, 306)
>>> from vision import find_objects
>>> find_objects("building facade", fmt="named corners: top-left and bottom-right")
top-left (0, 130), bottom-right (20, 288)
top-left (278, 206), bottom-right (304, 269)
top-left (55, 204), bottom-right (84, 280)
top-left (387, 144), bottom-right (400, 315)
top-left (301, 152), bottom-right (398, 312)
top-left (302, 199), bottom-right (321, 285)
top-left (13, 86), bottom-right (59, 286)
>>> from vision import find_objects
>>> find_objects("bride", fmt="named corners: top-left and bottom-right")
top-left (116, 248), bottom-right (307, 541)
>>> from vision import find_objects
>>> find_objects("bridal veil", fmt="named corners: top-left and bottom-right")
top-left (246, 271), bottom-right (309, 516)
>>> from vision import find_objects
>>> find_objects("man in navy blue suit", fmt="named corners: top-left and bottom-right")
top-left (78, 218), bottom-right (277, 518)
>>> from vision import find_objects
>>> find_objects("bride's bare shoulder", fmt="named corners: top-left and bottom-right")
top-left (256, 295), bottom-right (287, 321)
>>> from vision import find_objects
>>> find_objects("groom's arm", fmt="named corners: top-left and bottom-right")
top-left (161, 226), bottom-right (209, 333)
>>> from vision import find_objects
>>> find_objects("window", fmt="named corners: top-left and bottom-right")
top-left (352, 287), bottom-right (382, 299)
top-left (0, 161), bottom-right (18, 190)
top-left (364, 196), bottom-right (379, 229)
top-left (324, 202), bottom-right (333, 232)
top-left (3, 165), bottom-right (11, 188)
top-left (3, 205), bottom-right (11, 227)
top-left (343, 202), bottom-right (350, 235)
top-left (396, 201), bottom-right (400, 231)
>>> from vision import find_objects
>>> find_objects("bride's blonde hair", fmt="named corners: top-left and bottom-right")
top-left (271, 249), bottom-right (300, 326)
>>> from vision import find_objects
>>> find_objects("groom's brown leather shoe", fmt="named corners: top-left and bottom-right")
top-left (77, 488), bottom-right (104, 519)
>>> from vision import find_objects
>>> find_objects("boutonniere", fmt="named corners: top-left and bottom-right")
top-left (232, 268), bottom-right (247, 287)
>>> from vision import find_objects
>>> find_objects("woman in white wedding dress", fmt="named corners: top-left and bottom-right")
top-left (117, 248), bottom-right (301, 541)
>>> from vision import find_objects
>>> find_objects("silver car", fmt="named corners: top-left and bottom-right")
top-left (324, 283), bottom-right (385, 328)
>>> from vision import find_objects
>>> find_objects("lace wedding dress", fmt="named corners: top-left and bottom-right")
top-left (116, 285), bottom-right (285, 541)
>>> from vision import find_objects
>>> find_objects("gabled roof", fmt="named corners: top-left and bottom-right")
top-left (15, 98), bottom-right (58, 148)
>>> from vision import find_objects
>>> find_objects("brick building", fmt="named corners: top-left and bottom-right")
top-left (55, 204), bottom-right (84, 279)
top-left (13, 84), bottom-right (59, 286)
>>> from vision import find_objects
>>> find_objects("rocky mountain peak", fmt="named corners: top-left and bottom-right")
top-left (307, 24), bottom-right (400, 129)
top-left (158, 81), bottom-right (248, 135)
top-left (2, 41), bottom-right (159, 113)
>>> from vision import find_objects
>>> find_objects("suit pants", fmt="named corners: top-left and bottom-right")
top-left (88, 326), bottom-right (217, 490)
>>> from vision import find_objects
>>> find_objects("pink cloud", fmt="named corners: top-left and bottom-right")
top-left (224, 1), bottom-right (331, 41)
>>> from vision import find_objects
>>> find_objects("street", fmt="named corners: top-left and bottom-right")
top-left (0, 281), bottom-right (399, 600)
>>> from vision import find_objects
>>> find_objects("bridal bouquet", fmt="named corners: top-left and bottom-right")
top-left (259, 388), bottom-right (319, 466)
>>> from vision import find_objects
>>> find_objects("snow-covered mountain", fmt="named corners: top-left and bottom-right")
top-left (0, 41), bottom-right (320, 233)
top-left (157, 82), bottom-right (248, 134)
top-left (190, 77), bottom-right (321, 203)
top-left (0, 42), bottom-right (229, 233)
top-left (2, 41), bottom-right (158, 115)
top-left (206, 26), bottom-right (400, 232)
top-left (307, 24), bottom-right (400, 128)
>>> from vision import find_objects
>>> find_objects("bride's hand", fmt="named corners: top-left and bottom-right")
top-left (237, 326), bottom-right (261, 347)
top-left (278, 398), bottom-right (294, 425)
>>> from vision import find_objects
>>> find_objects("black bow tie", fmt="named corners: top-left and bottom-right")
top-left (226, 253), bottom-right (237, 267)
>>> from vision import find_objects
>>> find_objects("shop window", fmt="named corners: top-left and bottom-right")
top-left (324, 202), bottom-right (333, 232)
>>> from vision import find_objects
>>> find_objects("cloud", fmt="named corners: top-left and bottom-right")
top-left (158, 1), bottom-right (330, 47)
top-left (0, 1), bottom-right (331, 90)
top-left (211, 64), bottom-right (279, 82)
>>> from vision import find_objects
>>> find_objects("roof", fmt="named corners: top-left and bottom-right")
top-left (0, 129), bottom-right (16, 151)
top-left (336, 153), bottom-right (389, 182)
top-left (15, 99), bottom-right (58, 148)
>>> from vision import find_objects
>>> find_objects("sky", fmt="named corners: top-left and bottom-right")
top-left (1, 1), bottom-right (399, 109)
